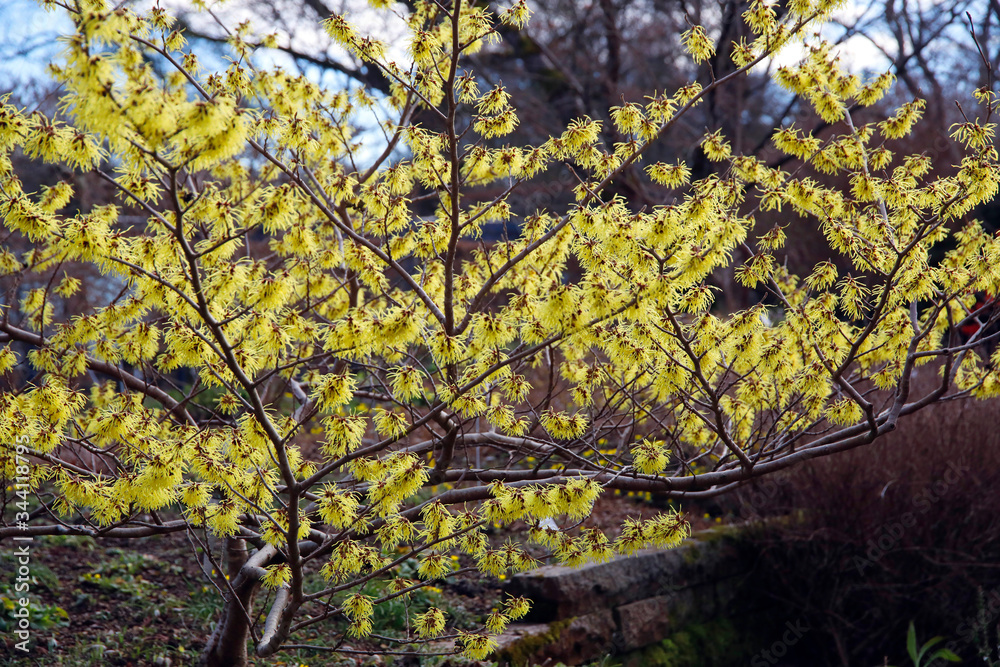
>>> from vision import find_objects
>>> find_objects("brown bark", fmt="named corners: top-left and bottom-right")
top-left (199, 539), bottom-right (259, 667)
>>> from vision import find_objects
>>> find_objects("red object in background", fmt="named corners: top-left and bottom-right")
top-left (961, 293), bottom-right (997, 337)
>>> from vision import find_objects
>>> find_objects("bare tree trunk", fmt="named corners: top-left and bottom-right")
top-left (199, 538), bottom-right (259, 667)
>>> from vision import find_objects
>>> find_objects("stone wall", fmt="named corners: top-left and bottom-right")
top-left (495, 527), bottom-right (774, 666)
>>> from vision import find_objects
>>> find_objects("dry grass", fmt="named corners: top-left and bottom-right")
top-left (725, 381), bottom-right (1000, 665)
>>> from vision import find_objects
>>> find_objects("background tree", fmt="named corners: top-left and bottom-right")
top-left (1, 0), bottom-right (999, 665)
top-left (161, 0), bottom-right (1000, 312)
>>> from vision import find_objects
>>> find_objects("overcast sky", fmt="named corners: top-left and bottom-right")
top-left (0, 0), bottom-right (71, 89)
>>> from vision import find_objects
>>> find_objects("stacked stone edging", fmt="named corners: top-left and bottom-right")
top-left (496, 527), bottom-right (769, 665)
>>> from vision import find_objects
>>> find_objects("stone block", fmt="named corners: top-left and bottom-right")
top-left (504, 529), bottom-right (750, 621)
top-left (615, 595), bottom-right (676, 652)
top-left (495, 611), bottom-right (616, 666)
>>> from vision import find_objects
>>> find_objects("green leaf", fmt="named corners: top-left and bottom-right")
top-left (916, 635), bottom-right (944, 663)
top-left (928, 648), bottom-right (961, 663)
top-left (907, 621), bottom-right (918, 663)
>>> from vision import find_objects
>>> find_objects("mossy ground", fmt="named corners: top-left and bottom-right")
top-left (618, 617), bottom-right (756, 667)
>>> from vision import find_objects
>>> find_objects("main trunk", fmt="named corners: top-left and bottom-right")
top-left (199, 539), bottom-right (259, 667)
